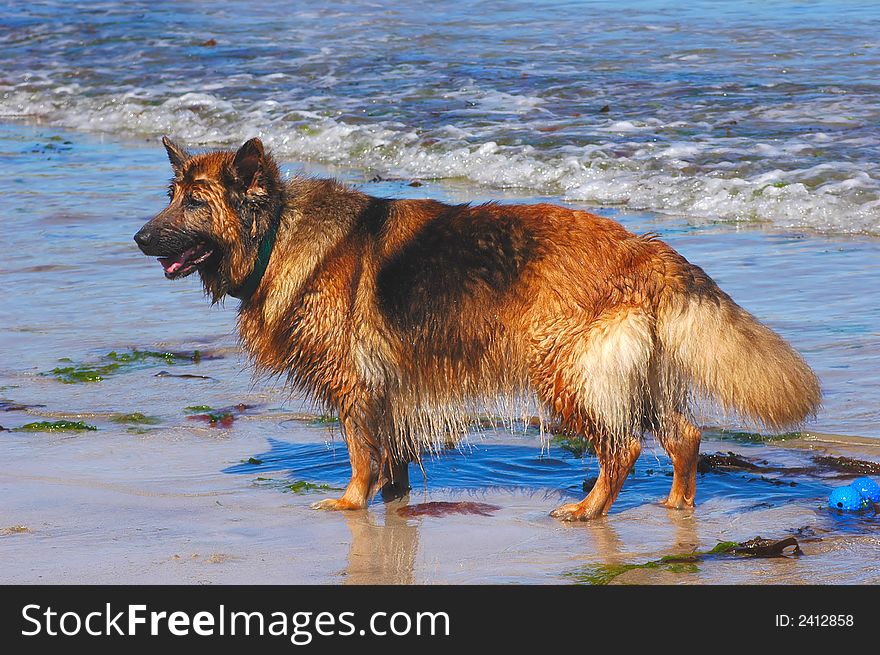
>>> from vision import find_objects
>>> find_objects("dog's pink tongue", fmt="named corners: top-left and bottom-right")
top-left (157, 245), bottom-right (203, 273)
top-left (158, 256), bottom-right (184, 274)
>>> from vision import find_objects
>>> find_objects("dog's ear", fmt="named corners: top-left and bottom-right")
top-left (162, 136), bottom-right (189, 173)
top-left (232, 137), bottom-right (266, 194)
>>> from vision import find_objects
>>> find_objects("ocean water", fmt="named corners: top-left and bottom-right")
top-left (3, 0), bottom-right (880, 233)
top-left (2, 3), bottom-right (880, 583)
top-left (1, 119), bottom-right (877, 437)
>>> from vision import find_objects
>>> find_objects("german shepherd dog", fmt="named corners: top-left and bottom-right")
top-left (135, 137), bottom-right (821, 520)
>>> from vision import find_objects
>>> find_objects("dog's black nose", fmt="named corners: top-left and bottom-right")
top-left (134, 225), bottom-right (154, 248)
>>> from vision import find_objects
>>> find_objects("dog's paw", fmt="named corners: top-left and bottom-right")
top-left (660, 496), bottom-right (696, 510)
top-left (310, 497), bottom-right (365, 511)
top-left (550, 502), bottom-right (606, 521)
top-left (551, 503), bottom-right (586, 521)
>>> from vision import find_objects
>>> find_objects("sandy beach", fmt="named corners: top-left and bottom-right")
top-left (3, 405), bottom-right (880, 584)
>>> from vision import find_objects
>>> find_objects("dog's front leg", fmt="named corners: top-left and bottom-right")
top-left (312, 419), bottom-right (376, 511)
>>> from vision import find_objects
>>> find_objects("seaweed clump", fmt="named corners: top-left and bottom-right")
top-left (48, 349), bottom-right (206, 383)
top-left (566, 536), bottom-right (800, 585)
top-left (110, 412), bottom-right (160, 425)
top-left (17, 420), bottom-right (97, 432)
top-left (551, 432), bottom-right (595, 457)
top-left (286, 481), bottom-right (340, 494)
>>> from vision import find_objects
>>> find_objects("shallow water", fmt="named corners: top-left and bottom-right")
top-left (2, 123), bottom-right (877, 437)
top-left (3, 1), bottom-right (880, 233)
top-left (3, 408), bottom-right (880, 584)
top-left (1, 123), bottom-right (879, 583)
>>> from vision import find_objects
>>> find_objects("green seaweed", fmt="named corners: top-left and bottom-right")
top-left (246, 457), bottom-right (263, 465)
top-left (184, 405), bottom-right (213, 413)
top-left (567, 560), bottom-right (699, 585)
top-left (311, 415), bottom-right (339, 425)
top-left (551, 432), bottom-right (595, 457)
top-left (106, 349), bottom-right (191, 364)
top-left (110, 412), bottom-right (160, 425)
top-left (48, 349), bottom-right (204, 384)
top-left (285, 481), bottom-right (342, 494)
top-left (17, 420), bottom-right (97, 432)
top-left (706, 541), bottom-right (740, 555)
top-left (566, 538), bottom-right (791, 585)
top-left (51, 362), bottom-right (120, 383)
top-left (717, 429), bottom-right (803, 443)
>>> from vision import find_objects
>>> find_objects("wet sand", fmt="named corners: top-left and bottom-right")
top-left (3, 411), bottom-right (880, 584)
top-left (1, 123), bottom-right (879, 584)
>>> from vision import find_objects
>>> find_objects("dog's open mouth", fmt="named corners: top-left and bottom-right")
top-left (157, 243), bottom-right (214, 279)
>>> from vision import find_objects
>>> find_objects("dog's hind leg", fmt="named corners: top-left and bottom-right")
top-left (532, 306), bottom-right (652, 520)
top-left (550, 436), bottom-right (641, 521)
top-left (656, 412), bottom-right (701, 509)
top-left (312, 416), bottom-right (377, 511)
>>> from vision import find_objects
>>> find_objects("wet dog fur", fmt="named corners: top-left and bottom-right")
top-left (135, 137), bottom-right (821, 520)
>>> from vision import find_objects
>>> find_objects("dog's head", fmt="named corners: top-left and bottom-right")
top-left (134, 136), bottom-right (283, 301)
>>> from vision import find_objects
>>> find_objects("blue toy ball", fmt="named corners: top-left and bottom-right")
top-left (851, 477), bottom-right (880, 503)
top-left (828, 485), bottom-right (869, 511)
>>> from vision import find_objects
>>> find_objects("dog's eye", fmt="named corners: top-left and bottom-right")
top-left (184, 196), bottom-right (207, 210)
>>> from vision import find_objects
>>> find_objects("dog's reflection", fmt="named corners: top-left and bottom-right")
top-left (343, 501), bottom-right (419, 585)
top-left (340, 495), bottom-right (705, 584)
top-left (569, 503), bottom-right (701, 580)
top-left (578, 517), bottom-right (626, 567)
top-left (665, 505), bottom-right (699, 556)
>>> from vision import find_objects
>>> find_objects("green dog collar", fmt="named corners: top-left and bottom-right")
top-left (229, 218), bottom-right (279, 301)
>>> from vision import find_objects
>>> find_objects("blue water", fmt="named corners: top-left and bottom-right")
top-left (3, 0), bottom-right (880, 232)
top-left (223, 436), bottom-right (837, 511)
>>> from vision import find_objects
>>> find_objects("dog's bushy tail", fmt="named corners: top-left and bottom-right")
top-left (659, 288), bottom-right (821, 431)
